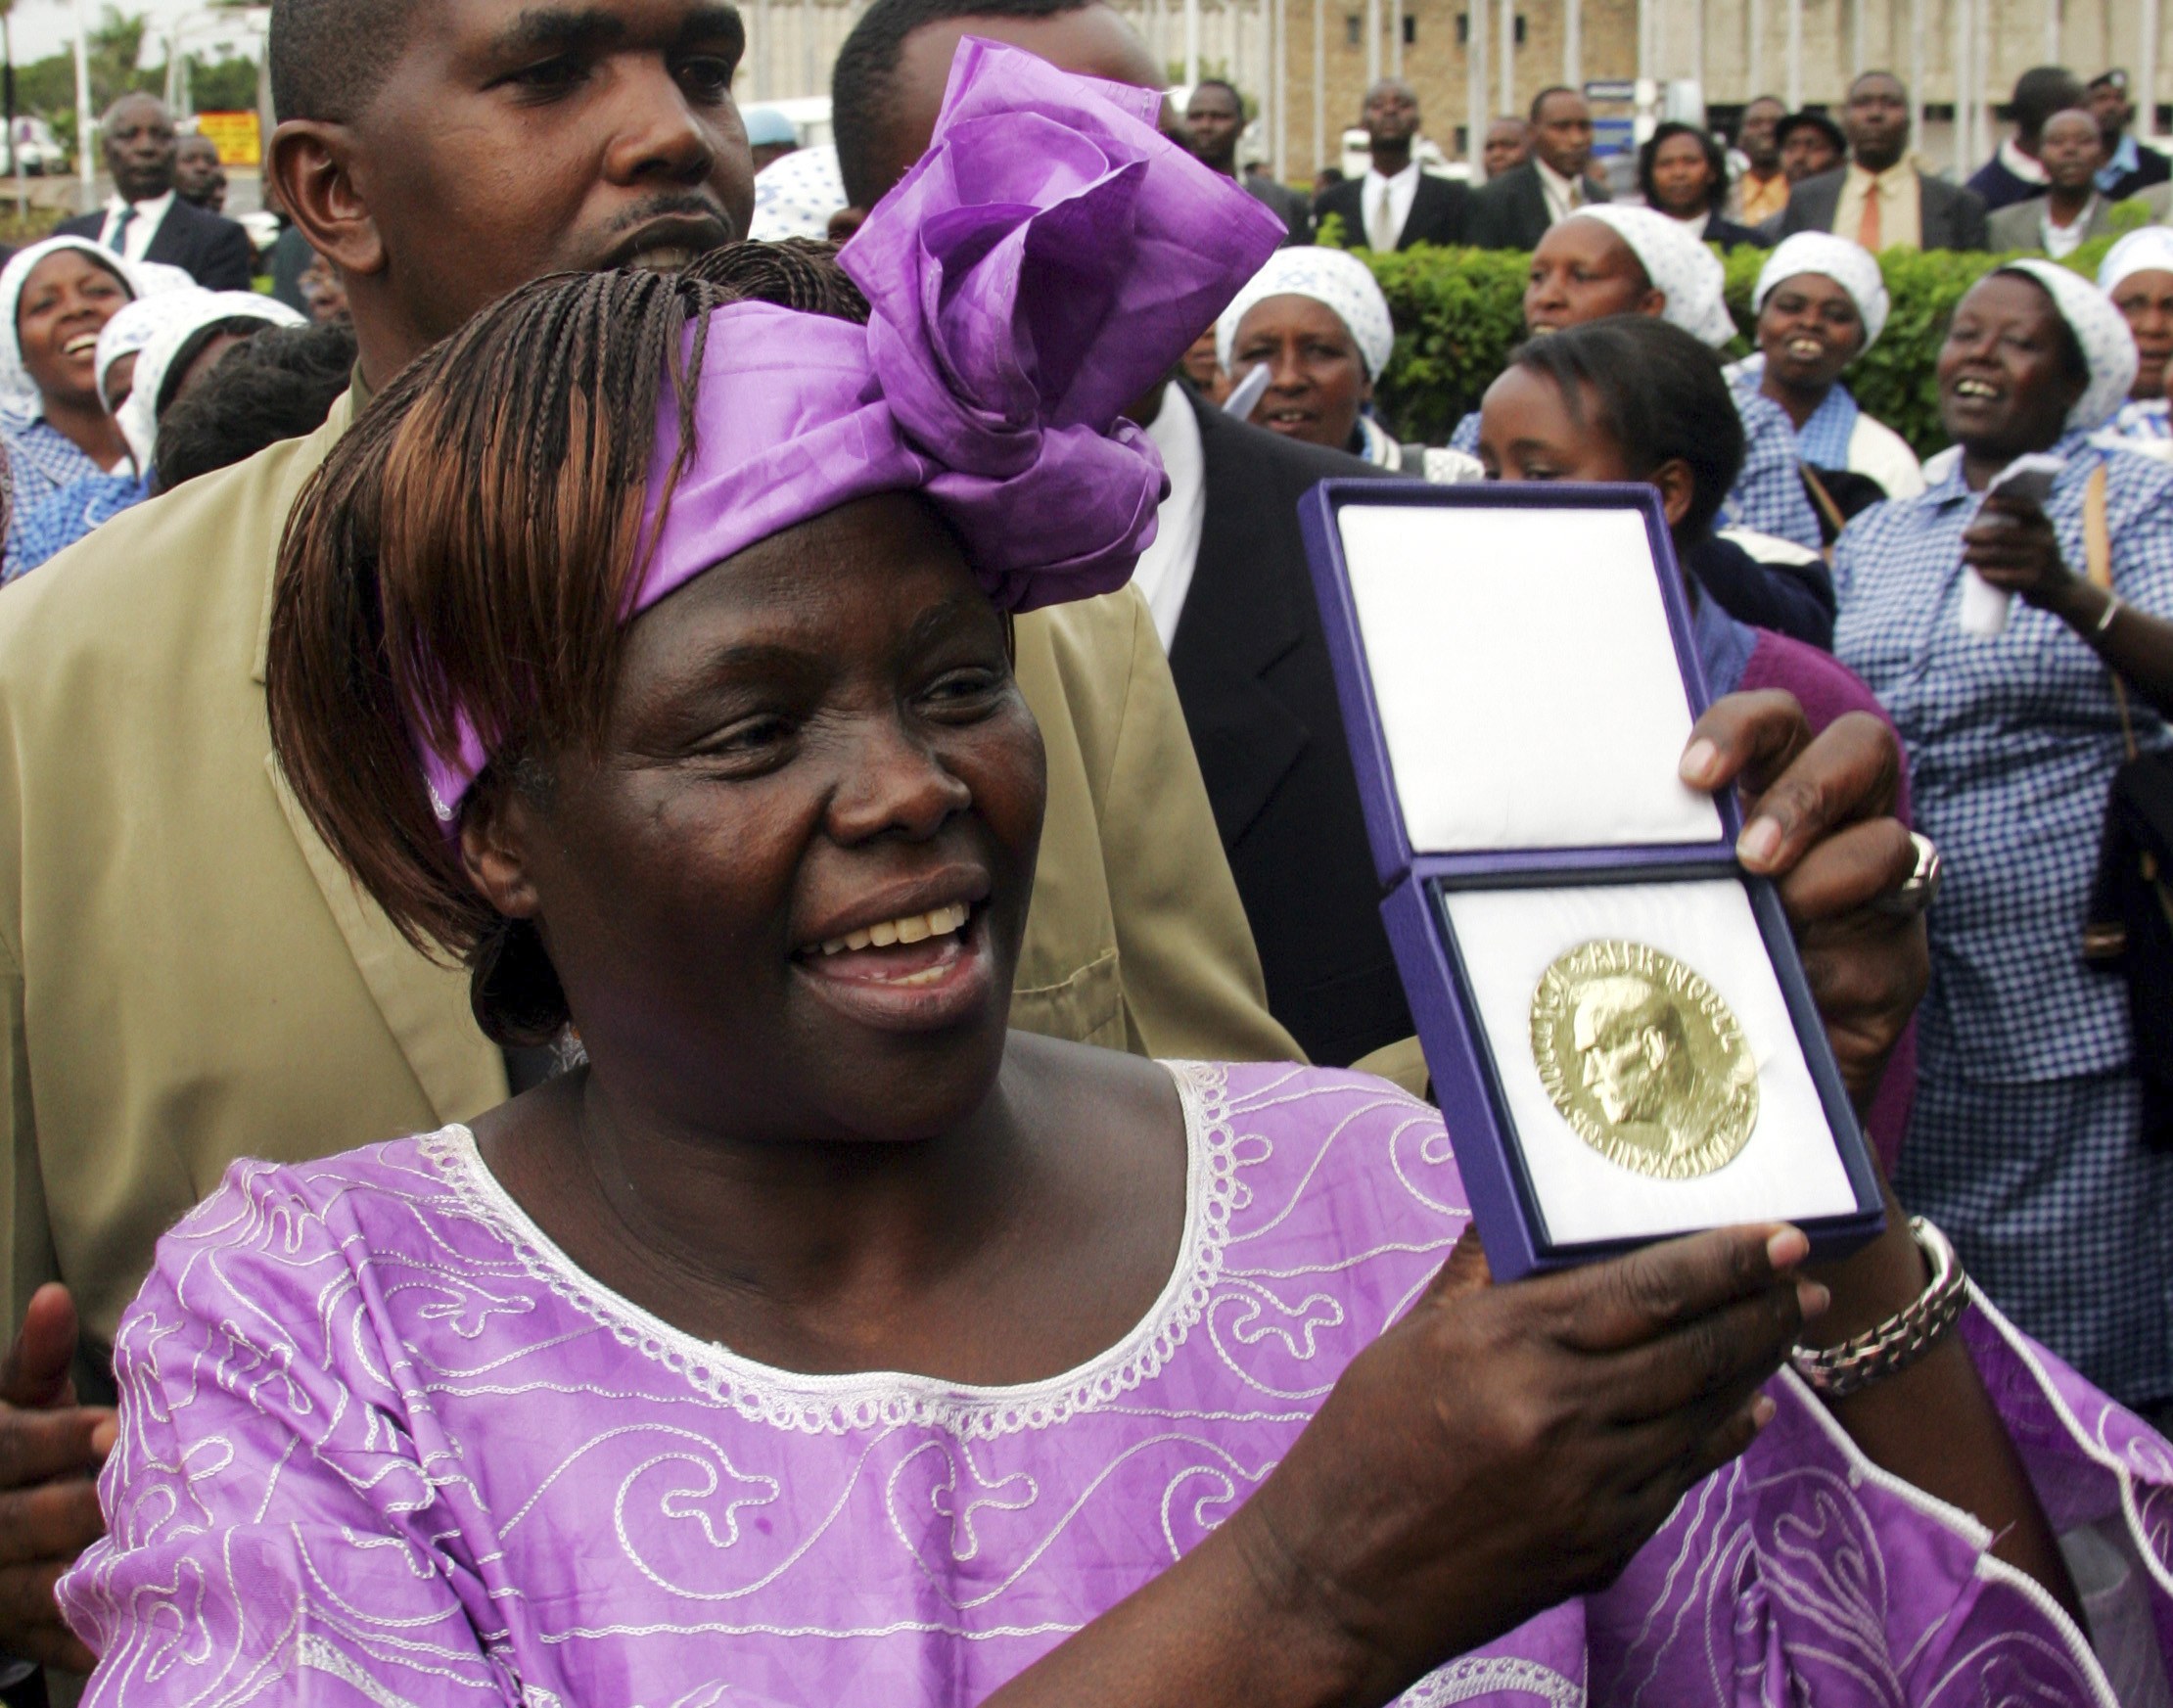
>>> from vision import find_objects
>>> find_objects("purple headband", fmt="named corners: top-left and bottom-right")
top-left (419, 37), bottom-right (1284, 825)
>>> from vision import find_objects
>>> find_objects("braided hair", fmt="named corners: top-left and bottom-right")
top-left (268, 243), bottom-right (867, 1043)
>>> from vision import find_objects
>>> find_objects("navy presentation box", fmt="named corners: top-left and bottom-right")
top-left (1301, 480), bottom-right (1885, 1281)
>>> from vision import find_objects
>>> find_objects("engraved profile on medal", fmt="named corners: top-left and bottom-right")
top-left (1529, 941), bottom-right (1760, 1179)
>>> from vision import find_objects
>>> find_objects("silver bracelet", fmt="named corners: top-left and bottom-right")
top-left (2096, 591), bottom-right (2124, 635)
top-left (1788, 1218), bottom-right (1968, 1399)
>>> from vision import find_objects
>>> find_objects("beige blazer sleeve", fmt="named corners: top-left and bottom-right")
top-left (0, 406), bottom-right (506, 1356)
top-left (0, 929), bottom-right (56, 1367)
top-left (1010, 585), bottom-right (1301, 1064)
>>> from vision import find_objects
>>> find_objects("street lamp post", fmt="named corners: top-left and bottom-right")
top-left (1497, 0), bottom-right (1511, 116)
top-left (1311, 0), bottom-right (1323, 179)
top-left (1466, 0), bottom-right (1488, 177)
top-left (1784, 0), bottom-right (1802, 112)
top-left (2144, 0), bottom-right (2161, 144)
top-left (71, 0), bottom-right (93, 211)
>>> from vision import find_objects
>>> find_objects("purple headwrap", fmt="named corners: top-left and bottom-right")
top-left (420, 37), bottom-right (1282, 826)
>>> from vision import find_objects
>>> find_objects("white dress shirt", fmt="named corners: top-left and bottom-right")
top-left (2040, 196), bottom-right (2099, 259)
top-left (1534, 156), bottom-right (1588, 227)
top-left (1133, 383), bottom-right (1207, 652)
top-left (95, 191), bottom-right (175, 263)
top-left (1362, 160), bottom-right (1421, 252)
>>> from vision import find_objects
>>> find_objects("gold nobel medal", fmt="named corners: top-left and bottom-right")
top-left (1529, 941), bottom-right (1759, 1179)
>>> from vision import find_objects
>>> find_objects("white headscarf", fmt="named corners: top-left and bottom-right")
top-left (1996, 258), bottom-right (2140, 432)
top-left (1560, 205), bottom-right (1736, 347)
top-left (1752, 232), bottom-right (1890, 354)
top-left (0, 236), bottom-right (149, 404)
top-left (93, 288), bottom-right (212, 410)
top-left (748, 143), bottom-right (848, 241)
top-left (2098, 226), bottom-right (2173, 298)
top-left (1216, 247), bottom-right (1396, 379)
top-left (116, 291), bottom-right (304, 472)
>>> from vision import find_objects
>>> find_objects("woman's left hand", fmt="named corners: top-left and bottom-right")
top-left (1680, 694), bottom-right (1927, 1113)
top-left (1961, 490), bottom-right (2076, 609)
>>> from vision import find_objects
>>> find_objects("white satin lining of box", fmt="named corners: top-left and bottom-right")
top-left (1339, 503), bottom-right (1724, 855)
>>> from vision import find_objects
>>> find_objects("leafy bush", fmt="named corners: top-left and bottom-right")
top-left (1351, 210), bottom-right (2150, 457)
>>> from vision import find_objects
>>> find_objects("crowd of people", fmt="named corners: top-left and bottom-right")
top-left (0, 0), bottom-right (2162, 1703)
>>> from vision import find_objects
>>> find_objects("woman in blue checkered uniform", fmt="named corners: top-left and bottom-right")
top-left (1834, 260), bottom-right (2173, 1409)
top-left (2098, 227), bottom-right (2173, 454)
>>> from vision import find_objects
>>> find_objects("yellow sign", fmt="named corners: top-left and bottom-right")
top-left (194, 111), bottom-right (261, 169)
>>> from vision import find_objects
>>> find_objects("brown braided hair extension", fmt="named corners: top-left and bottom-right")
top-left (267, 245), bottom-right (870, 1043)
top-left (682, 238), bottom-right (872, 322)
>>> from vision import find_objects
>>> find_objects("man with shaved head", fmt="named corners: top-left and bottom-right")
top-left (1311, 77), bottom-right (1469, 249)
top-left (1777, 69), bottom-right (1988, 249)
top-left (53, 93), bottom-right (253, 288)
top-left (0, 0), bottom-right (1292, 1684)
top-left (171, 133), bottom-right (227, 211)
top-left (1731, 94), bottom-right (1789, 225)
top-left (835, 0), bottom-right (1419, 1085)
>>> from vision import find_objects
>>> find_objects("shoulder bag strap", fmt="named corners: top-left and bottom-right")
top-left (1800, 462), bottom-right (1849, 541)
top-left (2084, 461), bottom-right (2142, 764)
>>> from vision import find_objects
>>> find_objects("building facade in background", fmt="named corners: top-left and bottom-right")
top-left (735, 0), bottom-right (2170, 186)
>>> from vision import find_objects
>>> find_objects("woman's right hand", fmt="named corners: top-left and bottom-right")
top-left (1226, 1223), bottom-right (1823, 1703)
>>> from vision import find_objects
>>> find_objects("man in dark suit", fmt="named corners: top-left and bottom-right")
top-left (1775, 70), bottom-right (1989, 250)
top-left (1468, 86), bottom-right (1611, 251)
top-left (1135, 380), bottom-right (1411, 1067)
top-left (835, 0), bottom-right (1415, 1065)
top-left (1313, 79), bottom-right (1467, 250)
top-left (56, 94), bottom-right (255, 290)
top-left (1184, 79), bottom-right (1313, 246)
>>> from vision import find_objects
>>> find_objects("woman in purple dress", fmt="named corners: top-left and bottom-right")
top-left (57, 44), bottom-right (2173, 1708)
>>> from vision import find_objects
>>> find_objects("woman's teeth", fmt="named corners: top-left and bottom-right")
top-left (815, 901), bottom-right (970, 956)
top-left (62, 334), bottom-right (97, 357)
top-left (1786, 338), bottom-right (1824, 358)
top-left (1955, 378), bottom-right (2000, 398)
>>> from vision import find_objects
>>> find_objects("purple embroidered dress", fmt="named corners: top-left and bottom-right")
top-left (57, 1064), bottom-right (2173, 1704)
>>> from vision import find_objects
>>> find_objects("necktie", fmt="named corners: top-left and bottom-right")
top-left (1366, 176), bottom-right (1394, 252)
top-left (107, 206), bottom-right (135, 257)
top-left (1856, 177), bottom-right (1880, 252)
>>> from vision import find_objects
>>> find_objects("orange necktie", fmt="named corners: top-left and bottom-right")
top-left (1857, 179), bottom-right (1881, 251)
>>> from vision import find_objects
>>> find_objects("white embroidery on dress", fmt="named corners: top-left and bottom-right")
top-left (1401, 1655), bottom-right (1585, 1704)
top-left (421, 1063), bottom-right (1241, 1438)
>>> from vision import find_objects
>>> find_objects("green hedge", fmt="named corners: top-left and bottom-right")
top-left (1342, 202), bottom-right (2155, 457)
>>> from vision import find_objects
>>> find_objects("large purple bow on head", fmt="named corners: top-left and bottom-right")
top-left (836, 37), bottom-right (1286, 607)
top-left (423, 36), bottom-right (1283, 825)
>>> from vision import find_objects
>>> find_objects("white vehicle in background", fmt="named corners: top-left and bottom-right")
top-left (5, 117), bottom-right (64, 177)
top-left (238, 210), bottom-right (282, 257)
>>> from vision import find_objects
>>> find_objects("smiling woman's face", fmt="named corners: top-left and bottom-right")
top-left (1756, 271), bottom-right (1866, 393)
top-left (1935, 272), bottom-right (2085, 464)
top-left (1227, 293), bottom-right (1370, 451)
top-left (477, 491), bottom-right (1046, 1146)
top-left (17, 250), bottom-right (130, 409)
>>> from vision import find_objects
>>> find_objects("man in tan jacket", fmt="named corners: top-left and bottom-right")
top-left (0, 0), bottom-right (1295, 1673)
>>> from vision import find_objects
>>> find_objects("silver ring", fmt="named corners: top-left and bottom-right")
top-left (1872, 831), bottom-right (1942, 918)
